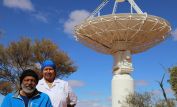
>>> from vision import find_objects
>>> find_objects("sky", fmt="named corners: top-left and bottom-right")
top-left (0, 0), bottom-right (177, 107)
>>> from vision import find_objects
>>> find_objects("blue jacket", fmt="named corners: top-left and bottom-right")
top-left (1, 91), bottom-right (52, 107)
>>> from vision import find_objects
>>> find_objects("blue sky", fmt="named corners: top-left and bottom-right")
top-left (0, 0), bottom-right (177, 107)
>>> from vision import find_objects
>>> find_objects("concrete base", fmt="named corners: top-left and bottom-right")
top-left (112, 74), bottom-right (134, 107)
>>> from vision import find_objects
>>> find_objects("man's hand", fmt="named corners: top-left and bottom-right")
top-left (67, 104), bottom-right (75, 107)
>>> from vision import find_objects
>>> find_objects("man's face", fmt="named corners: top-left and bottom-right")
top-left (43, 67), bottom-right (56, 82)
top-left (21, 76), bottom-right (37, 94)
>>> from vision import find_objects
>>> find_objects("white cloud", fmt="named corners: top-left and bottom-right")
top-left (151, 88), bottom-right (174, 95)
top-left (135, 80), bottom-right (149, 86)
top-left (68, 80), bottom-right (85, 88)
top-left (3, 0), bottom-right (50, 23)
top-left (64, 10), bottom-right (90, 35)
top-left (33, 12), bottom-right (48, 23)
top-left (58, 19), bottom-right (65, 24)
top-left (171, 28), bottom-right (177, 41)
top-left (151, 89), bottom-right (161, 95)
top-left (87, 91), bottom-right (103, 96)
top-left (164, 88), bottom-right (174, 94)
top-left (76, 99), bottom-right (111, 107)
top-left (3, 0), bottom-right (35, 11)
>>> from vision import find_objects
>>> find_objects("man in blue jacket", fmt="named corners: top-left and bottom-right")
top-left (1, 69), bottom-right (52, 107)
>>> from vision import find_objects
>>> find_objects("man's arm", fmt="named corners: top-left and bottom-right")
top-left (66, 82), bottom-right (77, 107)
top-left (1, 94), bottom-right (12, 107)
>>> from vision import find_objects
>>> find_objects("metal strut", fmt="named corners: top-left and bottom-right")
top-left (112, 0), bottom-right (144, 14)
top-left (112, 1), bottom-right (118, 14)
top-left (127, 0), bottom-right (143, 14)
top-left (87, 0), bottom-right (109, 19)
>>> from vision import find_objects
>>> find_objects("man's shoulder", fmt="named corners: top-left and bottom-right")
top-left (38, 78), bottom-right (45, 83)
top-left (38, 78), bottom-right (68, 83)
top-left (37, 78), bottom-right (46, 86)
top-left (38, 92), bottom-right (50, 98)
top-left (54, 78), bottom-right (68, 84)
top-left (3, 92), bottom-right (14, 100)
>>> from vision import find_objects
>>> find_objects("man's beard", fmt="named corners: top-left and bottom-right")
top-left (21, 84), bottom-right (36, 94)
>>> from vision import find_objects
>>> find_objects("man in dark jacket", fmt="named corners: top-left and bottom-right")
top-left (1, 69), bottom-right (52, 107)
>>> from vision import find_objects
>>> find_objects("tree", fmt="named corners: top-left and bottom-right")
top-left (156, 73), bottom-right (175, 107)
top-left (124, 65), bottom-right (177, 107)
top-left (0, 37), bottom-right (77, 95)
top-left (155, 99), bottom-right (175, 107)
top-left (125, 92), bottom-right (176, 107)
top-left (125, 92), bottom-right (153, 107)
top-left (169, 66), bottom-right (177, 99)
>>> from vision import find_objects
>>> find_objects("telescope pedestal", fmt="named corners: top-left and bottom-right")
top-left (112, 74), bottom-right (134, 107)
top-left (112, 51), bottom-right (134, 107)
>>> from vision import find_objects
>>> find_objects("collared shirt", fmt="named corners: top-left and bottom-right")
top-left (20, 95), bottom-right (29, 107)
top-left (36, 78), bottom-right (77, 107)
top-left (1, 90), bottom-right (52, 107)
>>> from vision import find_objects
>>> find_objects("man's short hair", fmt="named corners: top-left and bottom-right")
top-left (20, 69), bottom-right (39, 84)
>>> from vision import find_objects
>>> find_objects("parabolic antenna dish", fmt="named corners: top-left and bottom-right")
top-left (75, 14), bottom-right (171, 54)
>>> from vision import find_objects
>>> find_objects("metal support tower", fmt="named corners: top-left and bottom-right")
top-left (112, 0), bottom-right (144, 14)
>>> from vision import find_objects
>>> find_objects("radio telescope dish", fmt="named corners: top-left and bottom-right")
top-left (75, 14), bottom-right (171, 54)
top-left (74, 0), bottom-right (171, 107)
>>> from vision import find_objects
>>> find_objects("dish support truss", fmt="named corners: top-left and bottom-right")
top-left (88, 0), bottom-right (145, 20)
